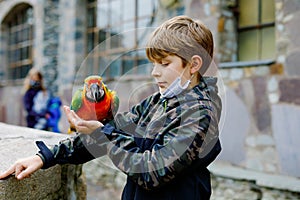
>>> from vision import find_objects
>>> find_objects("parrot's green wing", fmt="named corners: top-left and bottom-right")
top-left (110, 89), bottom-right (119, 115)
top-left (70, 88), bottom-right (83, 112)
top-left (105, 86), bottom-right (120, 115)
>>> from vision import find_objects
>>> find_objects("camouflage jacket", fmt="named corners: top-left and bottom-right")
top-left (36, 77), bottom-right (222, 199)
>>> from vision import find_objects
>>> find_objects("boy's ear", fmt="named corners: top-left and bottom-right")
top-left (190, 55), bottom-right (202, 74)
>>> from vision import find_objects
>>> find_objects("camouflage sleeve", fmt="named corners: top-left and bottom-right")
top-left (113, 95), bottom-right (154, 128)
top-left (36, 133), bottom-right (108, 169)
top-left (90, 103), bottom-right (220, 190)
top-left (35, 95), bottom-right (154, 169)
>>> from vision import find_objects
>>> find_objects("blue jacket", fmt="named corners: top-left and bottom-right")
top-left (23, 88), bottom-right (43, 128)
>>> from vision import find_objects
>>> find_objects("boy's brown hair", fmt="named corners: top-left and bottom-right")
top-left (146, 15), bottom-right (214, 75)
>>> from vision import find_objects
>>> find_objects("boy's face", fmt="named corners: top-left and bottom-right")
top-left (151, 55), bottom-right (190, 94)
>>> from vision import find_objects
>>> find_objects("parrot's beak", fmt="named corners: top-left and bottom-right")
top-left (90, 83), bottom-right (104, 102)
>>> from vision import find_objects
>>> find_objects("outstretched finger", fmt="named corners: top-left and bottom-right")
top-left (63, 105), bottom-right (70, 112)
top-left (0, 165), bottom-right (16, 179)
top-left (63, 106), bottom-right (82, 123)
top-left (70, 110), bottom-right (82, 121)
top-left (63, 106), bottom-right (72, 119)
top-left (64, 106), bottom-right (77, 124)
top-left (14, 165), bottom-right (25, 179)
top-left (16, 166), bottom-right (35, 180)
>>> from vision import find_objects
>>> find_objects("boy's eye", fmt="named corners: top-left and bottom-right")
top-left (152, 62), bottom-right (169, 67)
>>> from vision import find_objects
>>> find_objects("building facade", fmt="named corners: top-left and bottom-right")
top-left (0, 0), bottom-right (300, 182)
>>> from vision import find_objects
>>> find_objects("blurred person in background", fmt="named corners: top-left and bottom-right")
top-left (23, 68), bottom-right (50, 130)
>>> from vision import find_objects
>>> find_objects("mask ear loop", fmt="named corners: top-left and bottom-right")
top-left (180, 73), bottom-right (195, 89)
top-left (179, 64), bottom-right (195, 87)
top-left (190, 73), bottom-right (195, 82)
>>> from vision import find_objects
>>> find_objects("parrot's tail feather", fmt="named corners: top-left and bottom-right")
top-left (68, 127), bottom-right (77, 134)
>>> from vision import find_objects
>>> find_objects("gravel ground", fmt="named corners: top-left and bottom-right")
top-left (86, 180), bottom-right (123, 200)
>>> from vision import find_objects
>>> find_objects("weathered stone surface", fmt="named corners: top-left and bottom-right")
top-left (252, 77), bottom-right (271, 132)
top-left (283, 0), bottom-right (300, 14)
top-left (43, 0), bottom-right (60, 94)
top-left (217, 88), bottom-right (249, 165)
top-left (0, 166), bottom-right (61, 200)
top-left (279, 78), bottom-right (300, 105)
top-left (271, 104), bottom-right (300, 177)
top-left (0, 86), bottom-right (25, 127)
top-left (210, 161), bottom-right (300, 196)
top-left (236, 79), bottom-right (255, 109)
top-left (267, 77), bottom-right (278, 93)
top-left (0, 123), bottom-right (86, 200)
top-left (0, 123), bottom-right (68, 171)
top-left (83, 157), bottom-right (126, 200)
top-left (285, 50), bottom-right (300, 77)
top-left (229, 68), bottom-right (244, 80)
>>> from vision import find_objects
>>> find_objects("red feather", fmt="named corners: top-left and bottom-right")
top-left (76, 87), bottom-right (113, 122)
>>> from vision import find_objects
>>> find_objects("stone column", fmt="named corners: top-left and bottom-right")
top-left (43, 0), bottom-right (60, 95)
top-left (275, 0), bottom-right (300, 76)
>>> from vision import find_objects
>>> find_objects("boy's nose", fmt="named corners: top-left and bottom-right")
top-left (151, 64), bottom-right (161, 77)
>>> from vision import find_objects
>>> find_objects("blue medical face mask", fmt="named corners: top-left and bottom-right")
top-left (30, 80), bottom-right (41, 89)
top-left (161, 69), bottom-right (194, 98)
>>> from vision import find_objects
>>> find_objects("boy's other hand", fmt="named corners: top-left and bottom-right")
top-left (63, 106), bottom-right (103, 134)
top-left (0, 155), bottom-right (43, 180)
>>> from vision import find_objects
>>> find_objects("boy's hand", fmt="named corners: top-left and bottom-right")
top-left (0, 155), bottom-right (43, 180)
top-left (63, 106), bottom-right (103, 134)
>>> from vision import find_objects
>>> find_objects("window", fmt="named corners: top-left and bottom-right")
top-left (85, 0), bottom-right (158, 79)
top-left (238, 0), bottom-right (275, 61)
top-left (3, 4), bottom-right (34, 80)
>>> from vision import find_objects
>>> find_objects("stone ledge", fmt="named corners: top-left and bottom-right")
top-left (0, 166), bottom-right (61, 199)
top-left (0, 122), bottom-right (68, 171)
top-left (0, 123), bottom-right (86, 200)
top-left (209, 161), bottom-right (300, 193)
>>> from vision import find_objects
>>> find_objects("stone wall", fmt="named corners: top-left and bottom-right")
top-left (217, 0), bottom-right (238, 62)
top-left (210, 162), bottom-right (300, 200)
top-left (215, 0), bottom-right (300, 178)
top-left (43, 0), bottom-right (60, 94)
top-left (276, 0), bottom-right (300, 76)
top-left (0, 123), bottom-right (86, 200)
top-left (211, 175), bottom-right (300, 200)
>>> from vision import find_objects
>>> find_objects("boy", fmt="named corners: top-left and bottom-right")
top-left (0, 15), bottom-right (222, 200)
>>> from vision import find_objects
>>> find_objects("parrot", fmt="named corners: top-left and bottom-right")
top-left (69, 75), bottom-right (119, 132)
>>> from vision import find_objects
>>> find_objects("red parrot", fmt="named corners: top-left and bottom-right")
top-left (69, 75), bottom-right (119, 132)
